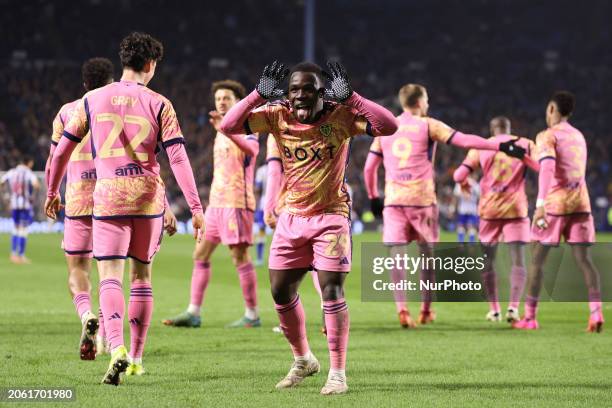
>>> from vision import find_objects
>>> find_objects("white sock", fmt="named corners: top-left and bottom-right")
top-left (328, 369), bottom-right (346, 379)
top-left (130, 357), bottom-right (142, 365)
top-left (187, 304), bottom-right (201, 316)
top-left (245, 307), bottom-right (258, 320)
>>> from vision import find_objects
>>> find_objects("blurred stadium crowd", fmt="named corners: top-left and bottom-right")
top-left (1, 0), bottom-right (610, 229)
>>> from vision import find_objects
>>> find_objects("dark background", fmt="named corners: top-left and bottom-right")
top-left (1, 0), bottom-right (610, 229)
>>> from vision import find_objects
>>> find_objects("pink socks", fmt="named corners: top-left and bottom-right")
top-left (99, 279), bottom-right (125, 350)
top-left (275, 295), bottom-right (310, 357)
top-left (190, 261), bottom-right (211, 308)
top-left (72, 292), bottom-right (91, 319)
top-left (128, 282), bottom-right (153, 359)
top-left (323, 298), bottom-right (350, 371)
top-left (237, 262), bottom-right (258, 309)
top-left (509, 266), bottom-right (526, 310)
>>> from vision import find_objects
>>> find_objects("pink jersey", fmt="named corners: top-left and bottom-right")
top-left (63, 80), bottom-right (183, 218)
top-left (247, 101), bottom-right (368, 217)
top-left (51, 99), bottom-right (96, 217)
top-left (535, 122), bottom-right (591, 215)
top-left (461, 135), bottom-right (536, 220)
top-left (369, 112), bottom-right (454, 206)
top-left (209, 132), bottom-right (257, 210)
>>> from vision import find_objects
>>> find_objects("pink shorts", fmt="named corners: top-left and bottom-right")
top-left (269, 213), bottom-right (351, 272)
top-left (93, 216), bottom-right (164, 263)
top-left (204, 207), bottom-right (253, 246)
top-left (383, 206), bottom-right (439, 244)
top-left (479, 218), bottom-right (530, 244)
top-left (62, 217), bottom-right (93, 257)
top-left (531, 213), bottom-right (595, 246)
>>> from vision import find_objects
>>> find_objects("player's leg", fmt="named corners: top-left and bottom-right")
top-left (63, 217), bottom-right (98, 359)
top-left (417, 241), bottom-right (437, 324)
top-left (507, 241), bottom-right (527, 322)
top-left (413, 205), bottom-right (440, 325)
top-left (317, 270), bottom-right (350, 395)
top-left (67, 255), bottom-right (98, 359)
top-left (310, 214), bottom-right (351, 395)
top-left (126, 259), bottom-right (153, 375)
top-left (383, 206), bottom-right (414, 327)
top-left (565, 214), bottom-right (602, 332)
top-left (309, 270), bottom-right (326, 333)
top-left (10, 210), bottom-right (20, 262)
top-left (271, 267), bottom-right (319, 388)
top-left (513, 242), bottom-right (550, 330)
top-left (125, 216), bottom-right (163, 375)
top-left (269, 212), bottom-right (318, 389)
top-left (467, 215), bottom-right (478, 243)
top-left (163, 208), bottom-right (219, 327)
top-left (227, 243), bottom-right (260, 327)
top-left (457, 214), bottom-right (466, 243)
top-left (481, 244), bottom-right (501, 321)
top-left (571, 245), bottom-right (604, 332)
top-left (94, 218), bottom-right (131, 385)
top-left (14, 209), bottom-right (32, 263)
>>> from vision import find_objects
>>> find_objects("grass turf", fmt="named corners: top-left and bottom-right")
top-left (0, 231), bottom-right (611, 407)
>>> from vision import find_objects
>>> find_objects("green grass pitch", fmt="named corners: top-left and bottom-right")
top-left (1, 232), bottom-right (611, 407)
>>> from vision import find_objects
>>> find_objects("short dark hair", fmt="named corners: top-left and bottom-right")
top-left (211, 80), bottom-right (246, 99)
top-left (550, 91), bottom-right (575, 117)
top-left (289, 61), bottom-right (324, 85)
top-left (398, 83), bottom-right (426, 108)
top-left (490, 116), bottom-right (511, 132)
top-left (82, 57), bottom-right (114, 91)
top-left (21, 155), bottom-right (33, 164)
top-left (119, 32), bottom-right (163, 71)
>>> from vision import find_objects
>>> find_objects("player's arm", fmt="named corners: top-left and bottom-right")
top-left (220, 61), bottom-right (288, 137)
top-left (46, 109), bottom-right (64, 186)
top-left (323, 62), bottom-right (397, 137)
top-left (522, 139), bottom-right (540, 172)
top-left (363, 137), bottom-right (384, 217)
top-left (533, 131), bottom-right (556, 228)
top-left (264, 158), bottom-right (283, 229)
top-left (453, 149), bottom-right (480, 186)
top-left (45, 100), bottom-right (89, 218)
top-left (159, 102), bottom-right (205, 239)
top-left (430, 118), bottom-right (525, 158)
top-left (210, 110), bottom-right (259, 156)
top-left (263, 134), bottom-right (282, 228)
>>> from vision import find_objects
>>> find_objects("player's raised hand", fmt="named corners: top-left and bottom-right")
top-left (499, 138), bottom-right (526, 159)
top-left (256, 61), bottom-right (289, 99)
top-left (209, 110), bottom-right (223, 132)
top-left (44, 195), bottom-right (63, 220)
top-left (192, 212), bottom-right (205, 242)
top-left (323, 61), bottom-right (353, 102)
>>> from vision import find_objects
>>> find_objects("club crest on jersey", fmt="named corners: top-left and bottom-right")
top-left (320, 123), bottom-right (333, 137)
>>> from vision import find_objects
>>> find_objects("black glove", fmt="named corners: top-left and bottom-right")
top-left (322, 61), bottom-right (353, 102)
top-left (370, 197), bottom-right (384, 219)
top-left (499, 139), bottom-right (526, 159)
top-left (256, 61), bottom-right (289, 100)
